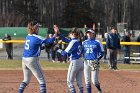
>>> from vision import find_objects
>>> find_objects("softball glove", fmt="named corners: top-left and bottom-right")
top-left (88, 60), bottom-right (99, 71)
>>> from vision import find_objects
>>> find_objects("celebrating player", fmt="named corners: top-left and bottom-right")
top-left (82, 29), bottom-right (104, 93)
top-left (18, 21), bottom-right (56, 93)
top-left (54, 25), bottom-right (84, 93)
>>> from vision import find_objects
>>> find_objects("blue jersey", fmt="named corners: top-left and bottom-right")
top-left (23, 34), bottom-right (55, 57)
top-left (82, 39), bottom-right (104, 60)
top-left (59, 34), bottom-right (82, 60)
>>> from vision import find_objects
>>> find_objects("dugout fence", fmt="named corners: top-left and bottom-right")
top-left (0, 27), bottom-right (86, 39)
top-left (0, 40), bottom-right (140, 63)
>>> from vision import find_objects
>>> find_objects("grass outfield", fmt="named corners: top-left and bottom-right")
top-left (0, 59), bottom-right (140, 70)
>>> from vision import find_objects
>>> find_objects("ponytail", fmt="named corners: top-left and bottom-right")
top-left (70, 27), bottom-right (84, 44)
top-left (27, 21), bottom-right (39, 34)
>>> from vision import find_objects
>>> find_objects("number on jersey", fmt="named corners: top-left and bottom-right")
top-left (25, 40), bottom-right (30, 50)
top-left (86, 48), bottom-right (93, 53)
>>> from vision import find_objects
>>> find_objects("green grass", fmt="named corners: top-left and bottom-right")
top-left (0, 59), bottom-right (69, 70)
top-left (101, 63), bottom-right (140, 70)
top-left (41, 60), bottom-right (69, 70)
top-left (117, 63), bottom-right (140, 70)
top-left (0, 60), bottom-right (22, 69)
top-left (0, 59), bottom-right (140, 70)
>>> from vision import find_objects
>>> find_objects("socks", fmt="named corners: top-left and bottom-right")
top-left (86, 84), bottom-right (91, 93)
top-left (18, 82), bottom-right (27, 93)
top-left (70, 86), bottom-right (76, 93)
top-left (40, 84), bottom-right (47, 93)
top-left (79, 87), bottom-right (83, 93)
top-left (18, 82), bottom-right (47, 93)
top-left (95, 83), bottom-right (102, 91)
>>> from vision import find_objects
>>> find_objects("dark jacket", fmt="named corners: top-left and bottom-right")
top-left (137, 36), bottom-right (140, 42)
top-left (122, 35), bottom-right (131, 51)
top-left (2, 35), bottom-right (13, 49)
top-left (106, 33), bottom-right (121, 50)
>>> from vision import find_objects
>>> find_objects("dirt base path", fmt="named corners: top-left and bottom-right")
top-left (0, 70), bottom-right (140, 93)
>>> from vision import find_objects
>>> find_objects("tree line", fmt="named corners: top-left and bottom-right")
top-left (0, 0), bottom-right (140, 31)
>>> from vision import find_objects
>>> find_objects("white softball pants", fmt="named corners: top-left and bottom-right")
top-left (22, 57), bottom-right (46, 85)
top-left (67, 58), bottom-right (84, 93)
top-left (84, 60), bottom-right (100, 85)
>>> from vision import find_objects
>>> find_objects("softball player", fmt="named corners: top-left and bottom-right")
top-left (18, 21), bottom-right (56, 93)
top-left (54, 25), bottom-right (84, 93)
top-left (82, 29), bottom-right (104, 93)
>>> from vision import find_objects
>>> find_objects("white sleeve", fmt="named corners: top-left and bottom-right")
top-left (96, 40), bottom-right (104, 52)
top-left (65, 40), bottom-right (76, 53)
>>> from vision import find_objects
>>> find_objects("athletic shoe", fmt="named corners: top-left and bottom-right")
top-left (52, 60), bottom-right (55, 63)
top-left (98, 90), bottom-right (102, 93)
top-left (113, 67), bottom-right (118, 70)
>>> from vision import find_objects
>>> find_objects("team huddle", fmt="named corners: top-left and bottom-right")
top-left (18, 21), bottom-right (104, 93)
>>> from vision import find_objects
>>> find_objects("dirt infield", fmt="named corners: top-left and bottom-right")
top-left (0, 70), bottom-right (140, 93)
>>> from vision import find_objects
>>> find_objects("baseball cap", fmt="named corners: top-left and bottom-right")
top-left (86, 29), bottom-right (95, 34)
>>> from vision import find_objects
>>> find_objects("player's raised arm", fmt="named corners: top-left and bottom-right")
top-left (53, 25), bottom-right (71, 43)
top-left (53, 25), bottom-right (60, 34)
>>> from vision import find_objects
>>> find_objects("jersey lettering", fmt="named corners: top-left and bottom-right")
top-left (86, 48), bottom-right (93, 53)
top-left (25, 40), bottom-right (30, 50)
top-left (77, 45), bottom-right (82, 55)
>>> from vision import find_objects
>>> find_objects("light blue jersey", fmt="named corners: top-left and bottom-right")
top-left (59, 34), bottom-right (82, 60)
top-left (23, 34), bottom-right (55, 57)
top-left (82, 39), bottom-right (104, 60)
